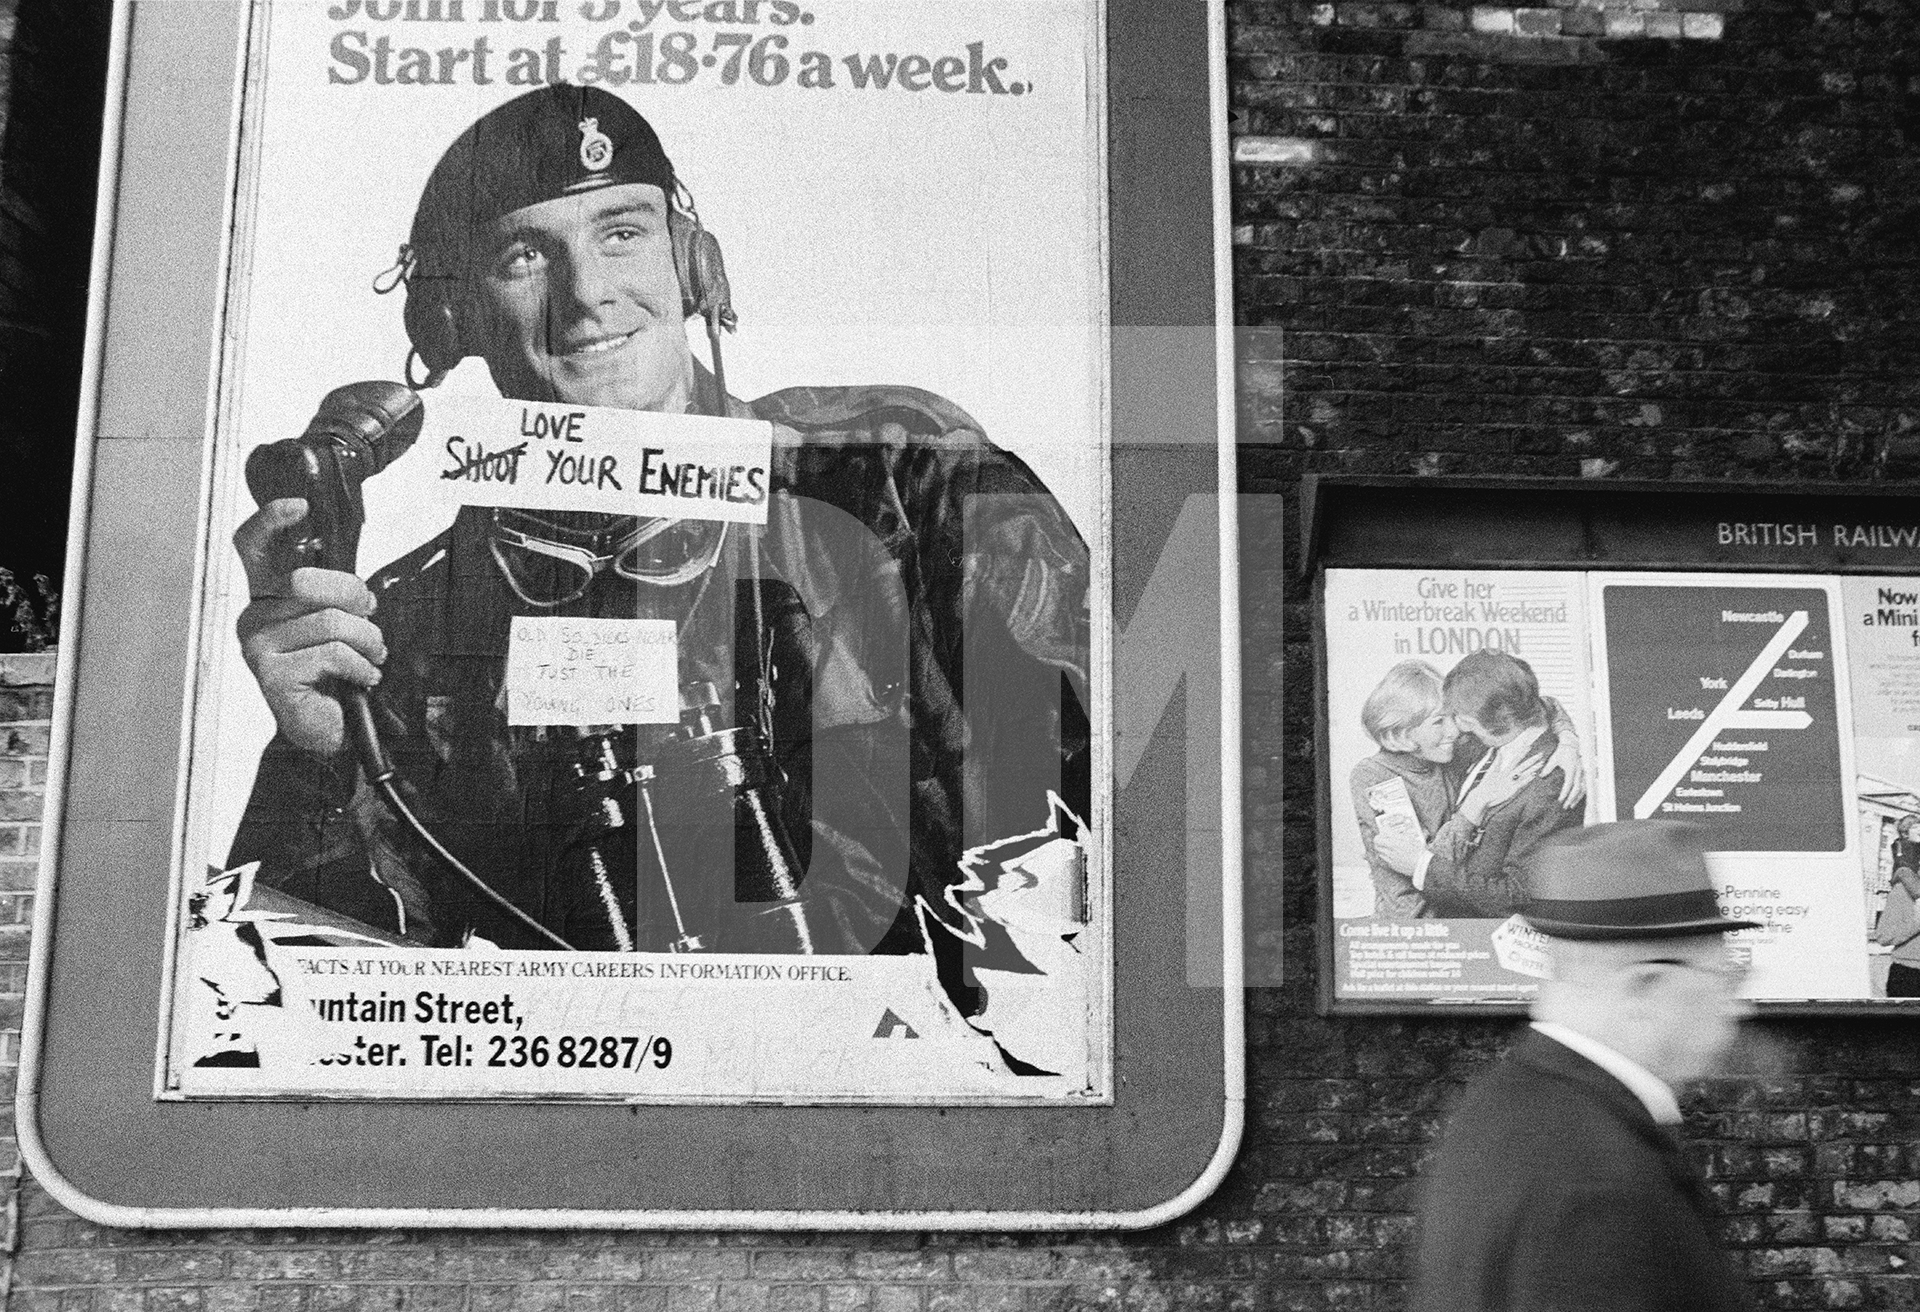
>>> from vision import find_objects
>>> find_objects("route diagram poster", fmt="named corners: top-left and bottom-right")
top-left (158, 0), bottom-right (1114, 1101)
top-left (1589, 575), bottom-right (1862, 1002)
top-left (1597, 583), bottom-right (1844, 851)
top-left (1325, 567), bottom-right (1920, 1005)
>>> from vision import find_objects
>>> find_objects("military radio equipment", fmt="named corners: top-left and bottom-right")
top-left (561, 680), bottom-right (814, 955)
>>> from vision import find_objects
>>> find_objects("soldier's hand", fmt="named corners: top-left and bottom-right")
top-left (233, 498), bottom-right (387, 757)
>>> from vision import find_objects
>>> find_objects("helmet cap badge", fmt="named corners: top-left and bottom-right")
top-left (578, 117), bottom-right (614, 172)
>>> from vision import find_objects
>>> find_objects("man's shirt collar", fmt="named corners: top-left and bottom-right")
top-left (1492, 722), bottom-right (1547, 771)
top-left (1530, 1020), bottom-right (1682, 1126)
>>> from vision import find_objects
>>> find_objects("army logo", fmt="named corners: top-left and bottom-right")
top-left (577, 117), bottom-right (614, 172)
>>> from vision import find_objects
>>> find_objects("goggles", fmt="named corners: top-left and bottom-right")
top-left (487, 508), bottom-right (727, 607)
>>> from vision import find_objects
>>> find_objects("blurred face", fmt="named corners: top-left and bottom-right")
top-left (1634, 934), bottom-right (1751, 1083)
top-left (1400, 710), bottom-right (1459, 763)
top-left (474, 183), bottom-right (692, 411)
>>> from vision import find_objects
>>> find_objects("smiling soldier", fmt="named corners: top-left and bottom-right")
top-left (225, 85), bottom-right (1090, 1041)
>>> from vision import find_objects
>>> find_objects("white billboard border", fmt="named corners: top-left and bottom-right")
top-left (17, 0), bottom-right (1245, 1229)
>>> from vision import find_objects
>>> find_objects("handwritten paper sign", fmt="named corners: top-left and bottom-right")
top-left (504, 617), bottom-right (679, 727)
top-left (427, 396), bottom-right (774, 525)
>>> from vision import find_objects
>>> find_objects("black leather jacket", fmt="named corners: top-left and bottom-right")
top-left (229, 383), bottom-right (1090, 973)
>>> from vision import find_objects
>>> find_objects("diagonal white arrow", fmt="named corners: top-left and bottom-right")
top-left (1632, 610), bottom-right (1809, 820)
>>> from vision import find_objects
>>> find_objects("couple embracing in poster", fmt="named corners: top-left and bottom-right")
top-left (1350, 650), bottom-right (1589, 920)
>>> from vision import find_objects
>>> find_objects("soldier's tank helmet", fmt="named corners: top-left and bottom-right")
top-left (398, 84), bottom-right (680, 375)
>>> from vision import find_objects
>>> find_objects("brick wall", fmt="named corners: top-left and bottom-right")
top-left (7, 0), bottom-right (1920, 1308)
top-left (2, 653), bottom-right (49, 1308)
top-left (1235, 0), bottom-right (1920, 1307)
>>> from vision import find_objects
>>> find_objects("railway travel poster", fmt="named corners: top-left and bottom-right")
top-left (159, 0), bottom-right (1113, 1101)
top-left (1325, 567), bottom-right (1920, 1006)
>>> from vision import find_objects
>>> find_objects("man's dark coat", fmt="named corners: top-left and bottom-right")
top-left (1411, 1029), bottom-right (1754, 1312)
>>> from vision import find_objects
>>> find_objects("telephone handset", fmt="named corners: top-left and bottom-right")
top-left (244, 381), bottom-right (424, 786)
top-left (243, 381), bottom-right (575, 949)
top-left (243, 381), bottom-right (424, 578)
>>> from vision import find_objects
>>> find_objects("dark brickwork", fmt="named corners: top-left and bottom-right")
top-left (1235, 0), bottom-right (1920, 1307)
top-left (6, 0), bottom-right (1920, 1309)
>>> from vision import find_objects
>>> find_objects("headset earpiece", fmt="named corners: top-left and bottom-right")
top-left (668, 192), bottom-right (737, 413)
top-left (670, 207), bottom-right (736, 332)
top-left (400, 272), bottom-right (466, 379)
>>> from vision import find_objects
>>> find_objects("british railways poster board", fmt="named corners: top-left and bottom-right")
top-left (1312, 477), bottom-right (1920, 1015)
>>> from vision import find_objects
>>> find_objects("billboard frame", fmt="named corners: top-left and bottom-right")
top-left (18, 0), bottom-right (1246, 1227)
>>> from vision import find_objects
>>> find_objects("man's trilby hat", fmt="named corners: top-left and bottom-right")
top-left (1520, 820), bottom-right (1761, 940)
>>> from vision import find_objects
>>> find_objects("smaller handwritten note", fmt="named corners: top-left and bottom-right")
top-left (505, 617), bottom-right (678, 727)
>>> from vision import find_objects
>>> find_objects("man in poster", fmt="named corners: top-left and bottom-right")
top-left (1418, 650), bottom-right (1584, 917)
top-left (227, 84), bottom-right (1090, 994)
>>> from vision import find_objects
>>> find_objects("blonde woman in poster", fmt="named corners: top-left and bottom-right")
top-left (1349, 661), bottom-right (1465, 919)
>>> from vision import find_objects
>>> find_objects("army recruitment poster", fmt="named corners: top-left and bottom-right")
top-left (159, 0), bottom-right (1112, 1102)
top-left (1326, 566), bottom-right (1920, 1006)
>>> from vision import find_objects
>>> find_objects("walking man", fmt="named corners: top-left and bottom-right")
top-left (1411, 820), bottom-right (1758, 1312)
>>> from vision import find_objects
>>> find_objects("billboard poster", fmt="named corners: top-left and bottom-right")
top-left (1326, 566), bottom-right (1920, 1005)
top-left (1589, 574), bottom-right (1860, 1002)
top-left (160, 0), bottom-right (1112, 1101)
top-left (1324, 570), bottom-right (1597, 1002)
